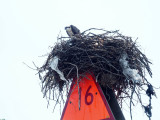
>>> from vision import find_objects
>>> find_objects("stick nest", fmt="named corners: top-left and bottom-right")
top-left (37, 28), bottom-right (153, 112)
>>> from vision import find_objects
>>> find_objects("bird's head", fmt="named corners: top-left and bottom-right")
top-left (65, 26), bottom-right (71, 30)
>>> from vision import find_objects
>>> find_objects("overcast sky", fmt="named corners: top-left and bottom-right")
top-left (0, 0), bottom-right (160, 120)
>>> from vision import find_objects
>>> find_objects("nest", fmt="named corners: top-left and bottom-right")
top-left (37, 28), bottom-right (154, 118)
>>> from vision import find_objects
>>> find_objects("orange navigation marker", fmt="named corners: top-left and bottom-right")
top-left (61, 73), bottom-right (115, 120)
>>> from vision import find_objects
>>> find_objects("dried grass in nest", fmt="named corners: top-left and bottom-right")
top-left (37, 28), bottom-right (153, 114)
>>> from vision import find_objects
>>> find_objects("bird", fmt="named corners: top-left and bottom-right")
top-left (65, 25), bottom-right (80, 37)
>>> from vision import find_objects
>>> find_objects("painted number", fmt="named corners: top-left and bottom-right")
top-left (85, 85), bottom-right (94, 105)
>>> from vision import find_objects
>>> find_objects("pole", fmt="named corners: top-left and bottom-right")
top-left (101, 86), bottom-right (125, 120)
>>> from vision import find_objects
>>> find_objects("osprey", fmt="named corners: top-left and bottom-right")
top-left (65, 25), bottom-right (80, 37)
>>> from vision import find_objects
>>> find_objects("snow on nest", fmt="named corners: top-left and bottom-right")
top-left (119, 53), bottom-right (142, 84)
top-left (49, 56), bottom-right (67, 81)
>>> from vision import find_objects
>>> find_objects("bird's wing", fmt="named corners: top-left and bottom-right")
top-left (71, 25), bottom-right (80, 34)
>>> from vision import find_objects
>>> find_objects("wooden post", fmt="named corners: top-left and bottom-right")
top-left (101, 86), bottom-right (125, 120)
